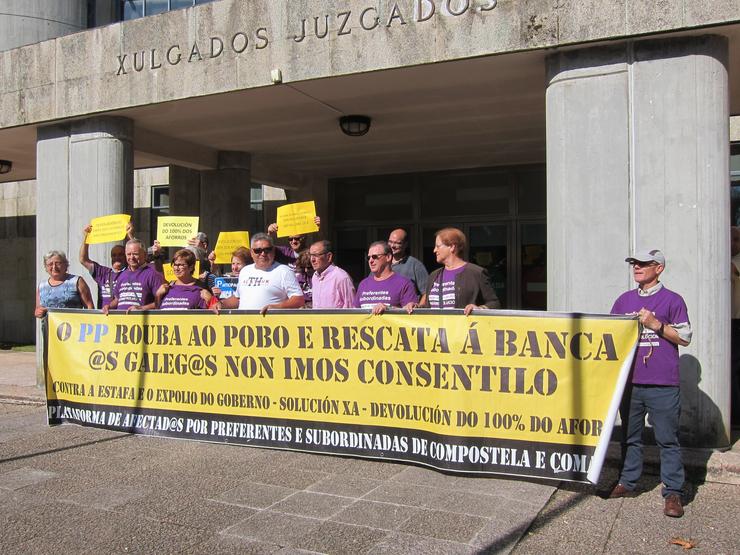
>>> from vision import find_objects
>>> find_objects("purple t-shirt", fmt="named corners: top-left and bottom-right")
top-left (113, 264), bottom-right (164, 310)
top-left (611, 285), bottom-right (690, 386)
top-left (91, 262), bottom-right (123, 308)
top-left (354, 273), bottom-right (418, 309)
top-left (159, 283), bottom-right (207, 310)
top-left (428, 265), bottom-right (467, 309)
top-left (276, 245), bottom-right (312, 303)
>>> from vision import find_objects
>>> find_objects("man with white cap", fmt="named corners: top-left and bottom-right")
top-left (608, 248), bottom-right (692, 518)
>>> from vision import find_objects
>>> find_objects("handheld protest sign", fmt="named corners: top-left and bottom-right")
top-left (157, 216), bottom-right (199, 247)
top-left (214, 231), bottom-right (250, 264)
top-left (86, 214), bottom-right (131, 244)
top-left (276, 201), bottom-right (319, 238)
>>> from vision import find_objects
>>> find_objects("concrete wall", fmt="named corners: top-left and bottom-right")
top-left (0, 0), bottom-right (86, 52)
top-left (1, 0), bottom-right (738, 129)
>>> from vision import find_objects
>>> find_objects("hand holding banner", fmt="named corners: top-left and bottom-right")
top-left (157, 216), bottom-right (199, 247)
top-left (214, 232), bottom-right (250, 263)
top-left (276, 201), bottom-right (319, 238)
top-left (85, 214), bottom-right (131, 244)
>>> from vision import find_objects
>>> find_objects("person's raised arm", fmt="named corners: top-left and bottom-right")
top-left (79, 225), bottom-right (95, 273)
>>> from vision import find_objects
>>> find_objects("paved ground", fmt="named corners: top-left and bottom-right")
top-left (1, 351), bottom-right (739, 554)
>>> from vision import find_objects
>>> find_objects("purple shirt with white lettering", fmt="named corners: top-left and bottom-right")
top-left (91, 262), bottom-right (123, 308)
top-left (354, 273), bottom-right (417, 309)
top-left (611, 285), bottom-right (690, 386)
top-left (159, 283), bottom-right (207, 310)
top-left (428, 265), bottom-right (467, 309)
top-left (113, 264), bottom-right (164, 310)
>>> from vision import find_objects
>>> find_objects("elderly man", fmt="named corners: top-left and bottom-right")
top-left (103, 239), bottom-right (165, 313)
top-left (217, 232), bottom-right (304, 314)
top-left (609, 248), bottom-right (692, 518)
top-left (79, 221), bottom-right (135, 308)
top-left (309, 240), bottom-right (355, 308)
top-left (388, 228), bottom-right (428, 296)
top-left (355, 241), bottom-right (417, 315)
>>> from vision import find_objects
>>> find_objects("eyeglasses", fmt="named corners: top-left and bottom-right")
top-left (631, 261), bottom-right (658, 268)
top-left (367, 254), bottom-right (388, 261)
top-left (288, 236), bottom-right (303, 242)
top-left (252, 247), bottom-right (274, 255)
top-left (309, 252), bottom-right (328, 258)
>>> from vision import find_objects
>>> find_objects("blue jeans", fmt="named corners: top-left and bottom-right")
top-left (619, 385), bottom-right (684, 497)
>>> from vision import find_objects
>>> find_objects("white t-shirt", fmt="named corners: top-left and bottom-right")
top-left (235, 262), bottom-right (303, 310)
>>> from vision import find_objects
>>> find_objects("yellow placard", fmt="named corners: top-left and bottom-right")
top-left (45, 310), bottom-right (639, 483)
top-left (162, 260), bottom-right (200, 282)
top-left (157, 216), bottom-right (199, 247)
top-left (85, 214), bottom-right (130, 245)
top-left (214, 231), bottom-right (250, 264)
top-left (276, 201), bottom-right (319, 238)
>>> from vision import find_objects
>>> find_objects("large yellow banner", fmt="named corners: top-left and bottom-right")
top-left (45, 310), bottom-right (638, 483)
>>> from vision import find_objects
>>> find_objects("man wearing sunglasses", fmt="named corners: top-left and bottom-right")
top-left (609, 248), bottom-right (692, 518)
top-left (216, 233), bottom-right (304, 314)
top-left (354, 241), bottom-right (417, 315)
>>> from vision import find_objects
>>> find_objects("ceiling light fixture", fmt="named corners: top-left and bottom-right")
top-left (0, 160), bottom-right (12, 174)
top-left (339, 115), bottom-right (371, 137)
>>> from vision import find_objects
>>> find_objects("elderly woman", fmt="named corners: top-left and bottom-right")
top-left (406, 227), bottom-right (500, 315)
top-left (155, 249), bottom-right (213, 310)
top-left (35, 250), bottom-right (94, 318)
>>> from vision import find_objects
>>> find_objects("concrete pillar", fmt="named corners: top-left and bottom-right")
top-left (0, 1), bottom-right (86, 52)
top-left (198, 152), bottom-right (254, 240)
top-left (546, 35), bottom-right (730, 447)
top-left (36, 116), bottom-right (133, 382)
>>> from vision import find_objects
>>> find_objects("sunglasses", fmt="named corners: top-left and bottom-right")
top-left (631, 261), bottom-right (658, 268)
top-left (367, 254), bottom-right (388, 261)
top-left (252, 247), bottom-right (274, 255)
top-left (288, 236), bottom-right (303, 242)
top-left (309, 251), bottom-right (328, 258)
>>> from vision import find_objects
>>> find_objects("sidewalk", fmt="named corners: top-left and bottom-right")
top-left (1, 349), bottom-right (738, 553)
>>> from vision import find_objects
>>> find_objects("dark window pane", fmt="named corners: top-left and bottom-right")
top-left (421, 171), bottom-right (510, 218)
top-left (332, 175), bottom-right (413, 222)
top-left (520, 223), bottom-right (546, 310)
top-left (333, 227), bottom-right (370, 285)
top-left (171, 0), bottom-right (194, 8)
top-left (468, 225), bottom-right (508, 307)
top-left (516, 167), bottom-right (546, 215)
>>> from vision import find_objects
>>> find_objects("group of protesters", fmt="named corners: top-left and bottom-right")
top-left (35, 217), bottom-right (502, 318)
top-left (34, 212), bottom-right (700, 519)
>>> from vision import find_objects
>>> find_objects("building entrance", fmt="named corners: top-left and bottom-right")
top-left (330, 164), bottom-right (546, 309)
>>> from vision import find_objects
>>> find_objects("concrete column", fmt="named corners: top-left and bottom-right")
top-left (0, 0), bottom-right (86, 52)
top-left (198, 152), bottom-right (254, 240)
top-left (546, 35), bottom-right (730, 447)
top-left (36, 116), bottom-right (133, 382)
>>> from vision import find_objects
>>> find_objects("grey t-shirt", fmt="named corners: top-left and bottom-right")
top-left (391, 255), bottom-right (428, 296)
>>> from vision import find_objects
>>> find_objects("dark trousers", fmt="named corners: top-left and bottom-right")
top-left (619, 384), bottom-right (684, 497)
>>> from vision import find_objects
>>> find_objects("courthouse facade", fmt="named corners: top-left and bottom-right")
top-left (0, 0), bottom-right (739, 447)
